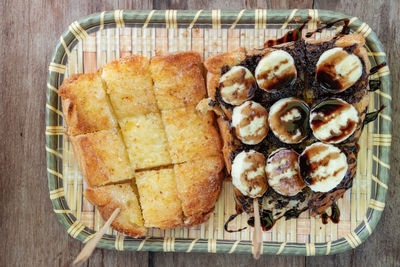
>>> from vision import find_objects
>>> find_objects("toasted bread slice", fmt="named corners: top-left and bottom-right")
top-left (150, 52), bottom-right (206, 110)
top-left (204, 48), bottom-right (246, 100)
top-left (205, 34), bottom-right (370, 174)
top-left (120, 113), bottom-right (172, 170)
top-left (161, 106), bottom-right (221, 163)
top-left (84, 183), bottom-right (146, 237)
top-left (174, 155), bottom-right (224, 226)
top-left (204, 49), bottom-right (248, 172)
top-left (69, 128), bottom-right (134, 187)
top-left (135, 168), bottom-right (183, 229)
top-left (101, 55), bottom-right (158, 119)
top-left (305, 33), bottom-right (370, 145)
top-left (59, 72), bottom-right (117, 136)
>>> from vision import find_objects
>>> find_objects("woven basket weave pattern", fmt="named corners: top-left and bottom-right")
top-left (46, 9), bottom-right (391, 255)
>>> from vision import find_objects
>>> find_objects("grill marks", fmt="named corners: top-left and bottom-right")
top-left (316, 48), bottom-right (363, 92)
top-left (219, 66), bottom-right (256, 105)
top-left (266, 148), bottom-right (305, 196)
top-left (310, 98), bottom-right (359, 143)
top-left (269, 98), bottom-right (310, 144)
top-left (232, 101), bottom-right (269, 145)
top-left (299, 143), bottom-right (348, 192)
top-left (255, 50), bottom-right (297, 92)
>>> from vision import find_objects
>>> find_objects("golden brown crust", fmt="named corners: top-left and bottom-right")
top-left (150, 51), bottom-right (206, 110)
top-left (306, 34), bottom-right (370, 75)
top-left (216, 117), bottom-right (237, 174)
top-left (59, 72), bottom-right (117, 136)
top-left (69, 129), bottom-right (134, 187)
top-left (204, 51), bottom-right (247, 174)
top-left (204, 48), bottom-right (246, 74)
top-left (135, 168), bottom-right (183, 229)
top-left (101, 55), bottom-right (158, 119)
top-left (84, 184), bottom-right (147, 237)
top-left (204, 49), bottom-right (246, 100)
top-left (206, 72), bottom-right (220, 100)
top-left (334, 33), bottom-right (366, 47)
top-left (162, 106), bottom-right (222, 164)
top-left (174, 155), bottom-right (224, 226)
top-left (206, 34), bottom-right (370, 175)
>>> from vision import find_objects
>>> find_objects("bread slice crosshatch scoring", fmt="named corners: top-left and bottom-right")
top-left (60, 52), bottom-right (224, 237)
top-left (57, 17), bottom-right (388, 241)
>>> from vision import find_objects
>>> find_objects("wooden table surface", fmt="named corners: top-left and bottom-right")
top-left (1, 0), bottom-right (399, 266)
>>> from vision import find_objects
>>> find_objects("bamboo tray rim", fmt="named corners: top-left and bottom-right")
top-left (45, 9), bottom-right (392, 255)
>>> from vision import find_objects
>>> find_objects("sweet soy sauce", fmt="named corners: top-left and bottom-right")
top-left (226, 18), bottom-right (387, 232)
top-left (321, 203), bottom-right (340, 224)
top-left (264, 18), bottom-right (351, 48)
top-left (306, 18), bottom-right (350, 38)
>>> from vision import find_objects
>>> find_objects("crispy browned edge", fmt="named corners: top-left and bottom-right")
top-left (204, 48), bottom-right (246, 173)
top-left (179, 155), bottom-right (225, 227)
top-left (152, 50), bottom-right (202, 66)
top-left (204, 34), bottom-right (369, 175)
top-left (63, 51), bottom-right (226, 233)
top-left (59, 70), bottom-right (116, 136)
top-left (69, 130), bottom-right (130, 188)
top-left (147, 51), bottom-right (225, 227)
top-left (150, 51), bottom-right (206, 108)
top-left (84, 186), bottom-right (147, 237)
top-left (135, 168), bottom-right (184, 230)
top-left (102, 54), bottom-right (149, 76)
top-left (69, 133), bottom-right (107, 188)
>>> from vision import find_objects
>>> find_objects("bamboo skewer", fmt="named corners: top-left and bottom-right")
top-left (73, 208), bottom-right (121, 265)
top-left (252, 198), bottom-right (262, 259)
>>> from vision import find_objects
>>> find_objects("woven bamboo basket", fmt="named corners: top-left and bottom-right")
top-left (45, 9), bottom-right (391, 255)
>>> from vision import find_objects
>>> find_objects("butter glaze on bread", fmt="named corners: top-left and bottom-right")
top-left (61, 51), bottom-right (225, 236)
top-left (70, 128), bottom-right (134, 187)
top-left (84, 183), bottom-right (146, 237)
top-left (120, 113), bottom-right (172, 170)
top-left (101, 55), bottom-right (158, 119)
top-left (174, 155), bottom-right (224, 226)
top-left (59, 72), bottom-right (117, 136)
top-left (162, 106), bottom-right (221, 163)
top-left (150, 52), bottom-right (206, 110)
top-left (136, 168), bottom-right (183, 229)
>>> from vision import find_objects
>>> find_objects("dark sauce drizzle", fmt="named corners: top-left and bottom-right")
top-left (221, 18), bottom-right (385, 232)
top-left (369, 80), bottom-right (381, 91)
top-left (248, 210), bottom-right (275, 231)
top-left (364, 105), bottom-right (386, 125)
top-left (370, 62), bottom-right (387, 75)
top-left (321, 203), bottom-right (340, 224)
top-left (368, 63), bottom-right (387, 91)
top-left (224, 214), bottom-right (247, 232)
top-left (264, 21), bottom-right (307, 47)
top-left (247, 207), bottom-right (308, 231)
top-left (305, 18), bottom-right (350, 38)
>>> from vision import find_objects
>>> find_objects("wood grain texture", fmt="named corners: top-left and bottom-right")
top-left (0, 0), bottom-right (398, 266)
